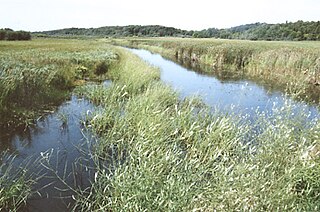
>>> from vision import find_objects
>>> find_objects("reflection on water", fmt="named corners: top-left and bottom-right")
top-left (16, 96), bottom-right (94, 211)
top-left (128, 48), bottom-right (319, 119)
top-left (0, 47), bottom-right (319, 210)
top-left (0, 95), bottom-right (97, 211)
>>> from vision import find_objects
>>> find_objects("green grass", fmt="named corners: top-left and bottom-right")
top-left (1, 39), bottom-right (319, 211)
top-left (111, 37), bottom-right (320, 102)
top-left (0, 38), bottom-right (119, 210)
top-left (74, 47), bottom-right (320, 211)
top-left (0, 153), bottom-right (36, 211)
top-left (0, 38), bottom-right (118, 128)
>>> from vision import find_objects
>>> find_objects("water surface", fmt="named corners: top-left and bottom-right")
top-left (0, 95), bottom-right (97, 211)
top-left (0, 48), bottom-right (319, 211)
top-left (128, 48), bottom-right (319, 118)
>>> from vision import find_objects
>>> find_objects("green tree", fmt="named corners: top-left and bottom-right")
top-left (0, 30), bottom-right (6, 40)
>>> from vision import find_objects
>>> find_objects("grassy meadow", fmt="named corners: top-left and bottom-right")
top-left (0, 38), bottom-right (319, 211)
top-left (112, 37), bottom-right (320, 102)
top-left (0, 38), bottom-right (118, 210)
top-left (74, 46), bottom-right (320, 211)
top-left (0, 39), bottom-right (118, 128)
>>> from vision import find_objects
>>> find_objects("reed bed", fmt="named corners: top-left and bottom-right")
top-left (75, 47), bottom-right (320, 211)
top-left (0, 153), bottom-right (38, 211)
top-left (0, 39), bottom-right (118, 210)
top-left (0, 39), bottom-right (118, 127)
top-left (1, 39), bottom-right (319, 211)
top-left (113, 38), bottom-right (320, 102)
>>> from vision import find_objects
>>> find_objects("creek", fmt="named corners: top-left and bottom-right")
top-left (128, 48), bottom-right (319, 119)
top-left (0, 47), bottom-right (319, 211)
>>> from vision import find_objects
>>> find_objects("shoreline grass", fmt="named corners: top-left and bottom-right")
top-left (1, 39), bottom-right (319, 211)
top-left (0, 39), bottom-right (118, 210)
top-left (111, 37), bottom-right (320, 103)
top-left (74, 47), bottom-right (320, 211)
top-left (0, 38), bottom-right (118, 128)
top-left (0, 153), bottom-right (37, 211)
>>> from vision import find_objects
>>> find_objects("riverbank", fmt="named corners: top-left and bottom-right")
top-left (0, 38), bottom-right (118, 129)
top-left (111, 38), bottom-right (320, 103)
top-left (1, 39), bottom-right (319, 211)
top-left (74, 46), bottom-right (320, 211)
top-left (0, 38), bottom-right (118, 211)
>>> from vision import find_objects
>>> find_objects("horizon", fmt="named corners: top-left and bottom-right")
top-left (31, 21), bottom-right (318, 33)
top-left (2, 21), bottom-right (320, 33)
top-left (1, 0), bottom-right (319, 32)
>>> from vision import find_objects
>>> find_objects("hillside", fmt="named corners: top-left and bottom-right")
top-left (35, 21), bottom-right (320, 41)
top-left (0, 28), bottom-right (31, 40)
top-left (36, 25), bottom-right (192, 38)
top-left (196, 21), bottom-right (320, 41)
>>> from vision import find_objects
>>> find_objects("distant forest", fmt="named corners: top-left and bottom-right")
top-left (34, 20), bottom-right (320, 41)
top-left (195, 21), bottom-right (320, 41)
top-left (0, 29), bottom-right (31, 41)
top-left (37, 25), bottom-right (193, 38)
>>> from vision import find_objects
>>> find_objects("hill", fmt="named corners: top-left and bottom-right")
top-left (35, 25), bottom-right (192, 38)
top-left (195, 21), bottom-right (320, 41)
top-left (35, 21), bottom-right (320, 41)
top-left (0, 28), bottom-right (31, 41)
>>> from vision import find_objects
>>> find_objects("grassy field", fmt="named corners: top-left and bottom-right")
top-left (112, 37), bottom-right (320, 102)
top-left (0, 39), bottom-right (319, 211)
top-left (74, 46), bottom-right (320, 211)
top-left (0, 38), bottom-right (118, 128)
top-left (0, 38), bottom-right (118, 210)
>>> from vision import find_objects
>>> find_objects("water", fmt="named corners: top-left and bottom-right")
top-left (0, 48), bottom-right (319, 211)
top-left (128, 48), bottom-right (319, 118)
top-left (0, 95), bottom-right (97, 211)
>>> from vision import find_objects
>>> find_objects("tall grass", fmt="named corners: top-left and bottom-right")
top-left (113, 37), bottom-right (320, 102)
top-left (0, 39), bottom-right (118, 210)
top-left (1, 39), bottom-right (319, 210)
top-left (0, 153), bottom-right (37, 211)
top-left (75, 47), bottom-right (320, 211)
top-left (0, 39), bottom-right (118, 127)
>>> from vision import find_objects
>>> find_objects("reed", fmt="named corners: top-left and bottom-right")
top-left (0, 39), bottom-right (118, 127)
top-left (112, 37), bottom-right (320, 102)
top-left (0, 153), bottom-right (37, 211)
top-left (74, 47), bottom-right (320, 211)
top-left (0, 39), bottom-right (118, 210)
top-left (1, 39), bottom-right (319, 211)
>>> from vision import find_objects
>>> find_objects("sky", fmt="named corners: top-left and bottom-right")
top-left (1, 0), bottom-right (319, 31)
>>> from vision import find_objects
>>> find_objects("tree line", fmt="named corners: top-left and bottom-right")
top-left (36, 20), bottom-right (320, 41)
top-left (0, 29), bottom-right (31, 41)
top-left (36, 25), bottom-right (193, 38)
top-left (194, 21), bottom-right (320, 41)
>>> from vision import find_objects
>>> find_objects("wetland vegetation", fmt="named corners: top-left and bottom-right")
top-left (0, 38), bottom-right (319, 211)
top-left (0, 39), bottom-right (117, 211)
top-left (73, 46), bottom-right (320, 211)
top-left (0, 39), bottom-right (117, 129)
top-left (115, 37), bottom-right (320, 103)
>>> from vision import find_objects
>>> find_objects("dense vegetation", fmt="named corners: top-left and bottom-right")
top-left (115, 37), bottom-right (320, 102)
top-left (0, 39), bottom-right (319, 211)
top-left (36, 20), bottom-right (320, 41)
top-left (73, 47), bottom-right (320, 211)
top-left (0, 29), bottom-right (31, 41)
top-left (0, 39), bottom-right (117, 128)
top-left (36, 25), bottom-right (192, 38)
top-left (0, 39), bottom-right (118, 211)
top-left (0, 153), bottom-right (36, 211)
top-left (195, 21), bottom-right (320, 41)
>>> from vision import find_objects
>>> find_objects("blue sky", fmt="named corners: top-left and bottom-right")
top-left (1, 0), bottom-right (319, 31)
